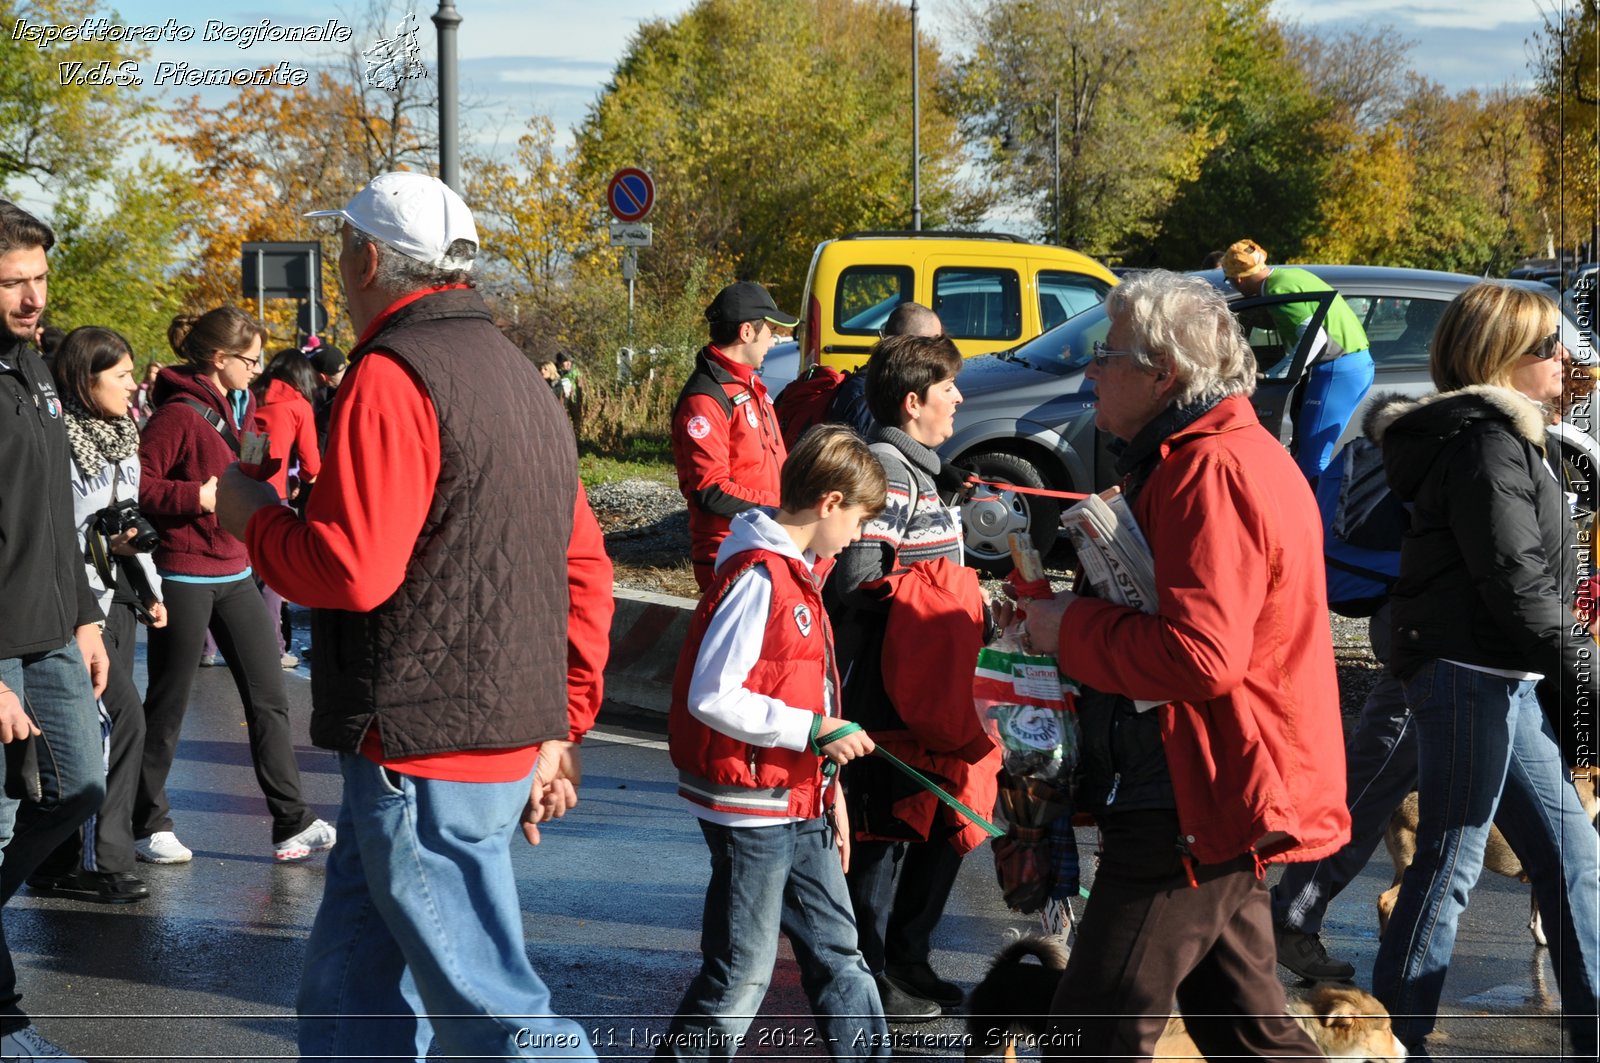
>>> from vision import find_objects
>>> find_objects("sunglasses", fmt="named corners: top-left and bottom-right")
top-left (1090, 341), bottom-right (1144, 368)
top-left (1527, 333), bottom-right (1564, 361)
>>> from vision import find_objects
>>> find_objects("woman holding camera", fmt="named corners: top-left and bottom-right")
top-left (138, 307), bottom-right (334, 864)
top-left (25, 328), bottom-right (167, 904)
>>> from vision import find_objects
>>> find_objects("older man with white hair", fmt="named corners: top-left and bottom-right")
top-left (216, 172), bottom-right (612, 1060)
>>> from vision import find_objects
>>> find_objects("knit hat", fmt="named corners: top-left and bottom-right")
top-left (1221, 239), bottom-right (1269, 279)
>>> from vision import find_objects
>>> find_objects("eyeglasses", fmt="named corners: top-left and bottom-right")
top-left (1526, 332), bottom-right (1564, 360)
top-left (230, 352), bottom-right (262, 371)
top-left (1091, 341), bottom-right (1144, 368)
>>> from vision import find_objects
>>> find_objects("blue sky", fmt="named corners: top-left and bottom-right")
top-left (90, 0), bottom-right (1553, 155)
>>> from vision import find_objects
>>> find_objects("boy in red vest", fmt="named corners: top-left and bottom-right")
top-left (660, 424), bottom-right (892, 1060)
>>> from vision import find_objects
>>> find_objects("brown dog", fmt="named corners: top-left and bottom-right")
top-left (965, 937), bottom-right (1406, 1062)
top-left (1153, 983), bottom-right (1406, 1061)
top-left (1379, 766), bottom-right (1600, 945)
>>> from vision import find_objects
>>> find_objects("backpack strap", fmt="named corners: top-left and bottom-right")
top-left (181, 399), bottom-right (241, 455)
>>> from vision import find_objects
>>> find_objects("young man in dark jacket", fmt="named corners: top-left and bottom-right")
top-left (0, 200), bottom-right (110, 1062)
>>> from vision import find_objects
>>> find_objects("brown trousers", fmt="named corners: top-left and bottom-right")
top-left (1047, 809), bottom-right (1324, 1062)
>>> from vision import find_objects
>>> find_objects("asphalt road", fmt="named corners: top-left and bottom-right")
top-left (2, 630), bottom-right (1582, 1060)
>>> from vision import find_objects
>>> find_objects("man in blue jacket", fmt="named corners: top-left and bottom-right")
top-left (0, 199), bottom-right (110, 1062)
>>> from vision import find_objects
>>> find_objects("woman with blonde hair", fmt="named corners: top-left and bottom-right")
top-left (1369, 282), bottom-right (1598, 1058)
top-left (137, 307), bottom-right (334, 865)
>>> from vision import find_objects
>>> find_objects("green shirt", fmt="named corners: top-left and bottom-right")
top-left (1262, 267), bottom-right (1369, 360)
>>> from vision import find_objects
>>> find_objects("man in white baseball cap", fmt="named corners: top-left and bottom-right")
top-left (216, 172), bottom-right (611, 1060)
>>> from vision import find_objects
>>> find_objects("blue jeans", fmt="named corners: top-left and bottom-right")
top-left (0, 641), bottom-right (106, 1033)
top-left (1372, 661), bottom-right (1600, 1054)
top-left (1275, 607), bottom-right (1415, 935)
top-left (1294, 349), bottom-right (1374, 482)
top-left (660, 817), bottom-right (889, 1061)
top-left (296, 753), bottom-right (594, 1063)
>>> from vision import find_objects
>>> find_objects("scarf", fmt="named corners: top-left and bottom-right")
top-left (1111, 393), bottom-right (1226, 503)
top-left (61, 393), bottom-right (140, 477)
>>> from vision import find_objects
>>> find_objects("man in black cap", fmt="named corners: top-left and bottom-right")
top-left (306, 342), bottom-right (346, 451)
top-left (672, 281), bottom-right (797, 589)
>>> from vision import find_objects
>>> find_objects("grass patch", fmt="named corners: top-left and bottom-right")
top-left (579, 438), bottom-right (676, 487)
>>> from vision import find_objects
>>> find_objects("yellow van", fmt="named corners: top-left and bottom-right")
top-left (795, 231), bottom-right (1117, 371)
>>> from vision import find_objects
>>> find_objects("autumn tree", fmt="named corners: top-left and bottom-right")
top-left (467, 116), bottom-right (593, 302)
top-left (45, 158), bottom-right (195, 361)
top-left (1128, 1), bottom-right (1333, 266)
top-left (0, 0), bottom-right (151, 191)
top-left (574, 0), bottom-right (971, 307)
top-left (947, 0), bottom-right (1222, 259)
top-left (159, 69), bottom-right (431, 341)
top-left (1534, 0), bottom-right (1599, 257)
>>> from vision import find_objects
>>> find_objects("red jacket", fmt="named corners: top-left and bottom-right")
top-left (669, 546), bottom-right (837, 819)
top-left (140, 365), bottom-right (255, 577)
top-left (252, 378), bottom-right (321, 500)
top-left (671, 346), bottom-right (786, 577)
top-left (1059, 395), bottom-right (1349, 866)
top-left (873, 558), bottom-right (1001, 854)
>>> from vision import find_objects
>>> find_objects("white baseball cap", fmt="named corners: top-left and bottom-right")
top-left (306, 172), bottom-right (479, 271)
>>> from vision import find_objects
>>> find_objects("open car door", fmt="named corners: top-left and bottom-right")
top-left (1230, 289), bottom-right (1336, 448)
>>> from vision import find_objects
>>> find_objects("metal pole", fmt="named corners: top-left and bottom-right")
top-left (910, 0), bottom-right (921, 232)
top-left (1053, 91), bottom-right (1061, 245)
top-left (432, 1), bottom-right (462, 192)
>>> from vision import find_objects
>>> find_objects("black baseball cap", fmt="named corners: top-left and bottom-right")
top-left (308, 345), bottom-right (347, 375)
top-left (704, 282), bottom-right (798, 328)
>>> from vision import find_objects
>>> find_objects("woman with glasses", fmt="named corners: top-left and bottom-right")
top-left (137, 307), bottom-right (334, 866)
top-left (1369, 282), bottom-right (1598, 1058)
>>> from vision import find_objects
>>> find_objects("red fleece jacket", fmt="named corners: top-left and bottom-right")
top-left (252, 378), bottom-right (321, 500)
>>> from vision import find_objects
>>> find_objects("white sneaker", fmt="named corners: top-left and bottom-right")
top-left (274, 818), bottom-right (336, 862)
top-left (134, 831), bottom-right (193, 864)
top-left (279, 652), bottom-right (299, 669)
top-left (0, 1025), bottom-right (83, 1060)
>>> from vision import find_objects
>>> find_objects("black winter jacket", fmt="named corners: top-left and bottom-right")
top-left (0, 335), bottom-right (102, 657)
top-left (1373, 386), bottom-right (1596, 765)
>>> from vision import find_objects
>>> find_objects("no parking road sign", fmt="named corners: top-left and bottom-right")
top-left (607, 168), bottom-right (655, 223)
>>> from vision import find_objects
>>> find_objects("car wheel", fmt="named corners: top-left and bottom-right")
top-left (958, 451), bottom-right (1061, 576)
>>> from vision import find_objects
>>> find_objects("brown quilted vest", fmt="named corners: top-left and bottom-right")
top-left (309, 286), bottom-right (577, 755)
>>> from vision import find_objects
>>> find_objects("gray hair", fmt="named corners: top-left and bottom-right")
top-left (1105, 270), bottom-right (1255, 404)
top-left (347, 227), bottom-right (476, 293)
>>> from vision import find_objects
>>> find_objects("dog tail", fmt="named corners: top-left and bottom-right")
top-left (986, 935), bottom-right (1069, 973)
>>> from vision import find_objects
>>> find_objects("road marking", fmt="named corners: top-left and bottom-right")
top-left (587, 728), bottom-right (668, 751)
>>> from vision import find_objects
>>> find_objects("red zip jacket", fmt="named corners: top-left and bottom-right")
top-left (671, 345), bottom-right (786, 582)
top-left (140, 366), bottom-right (255, 577)
top-left (1059, 396), bottom-right (1349, 866)
top-left (252, 378), bottom-right (321, 501)
top-left (246, 294), bottom-right (613, 780)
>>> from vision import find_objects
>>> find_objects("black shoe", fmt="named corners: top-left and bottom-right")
top-left (27, 869), bottom-right (150, 904)
top-left (874, 974), bottom-right (941, 1023)
top-left (885, 962), bottom-right (965, 1008)
top-left (1275, 928), bottom-right (1354, 981)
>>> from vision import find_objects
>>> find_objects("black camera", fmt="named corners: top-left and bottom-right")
top-left (94, 499), bottom-right (160, 553)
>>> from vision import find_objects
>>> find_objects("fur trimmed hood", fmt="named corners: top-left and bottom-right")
top-left (1371, 384), bottom-right (1550, 504)
top-left (1365, 384), bottom-right (1547, 449)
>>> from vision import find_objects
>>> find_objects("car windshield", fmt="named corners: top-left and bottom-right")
top-left (1000, 306), bottom-right (1110, 375)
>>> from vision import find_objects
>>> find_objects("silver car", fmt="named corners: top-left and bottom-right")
top-left (943, 266), bottom-right (1598, 573)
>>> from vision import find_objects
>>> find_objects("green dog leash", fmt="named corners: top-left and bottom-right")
top-left (812, 720), bottom-right (1004, 838)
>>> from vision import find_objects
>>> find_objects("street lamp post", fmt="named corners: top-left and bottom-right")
top-left (911, 0), bottom-right (922, 232)
top-left (1052, 90), bottom-right (1060, 245)
top-left (433, 0), bottom-right (462, 192)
